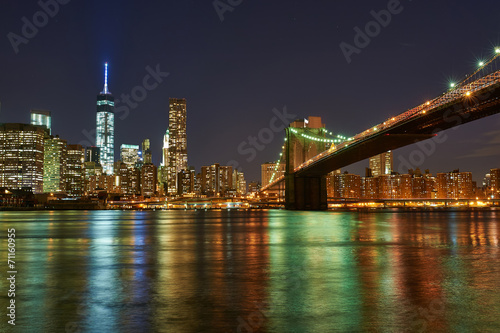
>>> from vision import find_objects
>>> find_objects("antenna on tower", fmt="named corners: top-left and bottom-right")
top-left (102, 62), bottom-right (110, 94)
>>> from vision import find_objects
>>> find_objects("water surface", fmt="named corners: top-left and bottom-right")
top-left (1, 210), bottom-right (499, 332)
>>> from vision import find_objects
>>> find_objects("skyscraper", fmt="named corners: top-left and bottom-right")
top-left (141, 163), bottom-right (157, 197)
top-left (162, 130), bottom-right (169, 167)
top-left (0, 123), bottom-right (45, 193)
top-left (85, 146), bottom-right (101, 165)
top-left (120, 144), bottom-right (140, 166)
top-left (369, 151), bottom-right (393, 177)
top-left (43, 136), bottom-right (67, 193)
top-left (65, 144), bottom-right (85, 197)
top-left (142, 139), bottom-right (152, 164)
top-left (167, 98), bottom-right (187, 194)
top-left (30, 109), bottom-right (51, 134)
top-left (158, 130), bottom-right (169, 190)
top-left (96, 62), bottom-right (115, 175)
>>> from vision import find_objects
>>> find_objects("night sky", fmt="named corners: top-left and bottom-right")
top-left (1, 0), bottom-right (500, 183)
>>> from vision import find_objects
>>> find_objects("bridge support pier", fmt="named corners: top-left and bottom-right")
top-left (285, 174), bottom-right (328, 210)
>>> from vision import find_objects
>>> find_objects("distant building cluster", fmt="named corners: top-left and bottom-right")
top-left (261, 150), bottom-right (500, 201)
top-left (0, 64), bottom-right (249, 207)
top-left (324, 152), bottom-right (495, 200)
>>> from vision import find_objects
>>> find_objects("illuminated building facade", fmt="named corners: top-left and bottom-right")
top-left (86, 175), bottom-right (115, 194)
top-left (84, 161), bottom-right (103, 193)
top-left (120, 144), bottom-right (140, 166)
top-left (219, 166), bottom-right (233, 196)
top-left (85, 146), bottom-right (101, 165)
top-left (410, 169), bottom-right (435, 199)
top-left (332, 172), bottom-right (361, 198)
top-left (248, 181), bottom-right (261, 194)
top-left (378, 174), bottom-right (412, 199)
top-left (200, 164), bottom-right (233, 197)
top-left (116, 162), bottom-right (140, 196)
top-left (65, 144), bottom-right (85, 197)
top-left (0, 123), bottom-right (45, 193)
top-left (30, 109), bottom-right (51, 134)
top-left (233, 170), bottom-right (247, 195)
top-left (167, 98), bottom-right (188, 194)
top-left (142, 139), bottom-right (152, 164)
top-left (141, 163), bottom-right (157, 197)
top-left (437, 170), bottom-right (473, 199)
top-left (177, 169), bottom-right (195, 196)
top-left (361, 176), bottom-right (379, 199)
top-left (490, 168), bottom-right (500, 198)
top-left (44, 136), bottom-right (67, 193)
top-left (369, 151), bottom-right (393, 177)
top-left (96, 62), bottom-right (115, 175)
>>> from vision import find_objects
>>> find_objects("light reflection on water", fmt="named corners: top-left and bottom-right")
top-left (0, 210), bottom-right (499, 332)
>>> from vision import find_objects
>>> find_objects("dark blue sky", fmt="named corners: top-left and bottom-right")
top-left (1, 0), bottom-right (500, 182)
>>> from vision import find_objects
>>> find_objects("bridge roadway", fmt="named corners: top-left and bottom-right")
top-left (263, 69), bottom-right (500, 209)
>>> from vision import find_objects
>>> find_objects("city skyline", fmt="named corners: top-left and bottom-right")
top-left (1, 1), bottom-right (500, 182)
top-left (2, 3), bottom-right (500, 332)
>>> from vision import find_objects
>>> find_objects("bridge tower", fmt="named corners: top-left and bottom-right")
top-left (284, 117), bottom-right (330, 210)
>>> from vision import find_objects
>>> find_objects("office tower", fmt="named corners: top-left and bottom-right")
top-left (200, 164), bottom-right (233, 197)
top-left (0, 123), bottom-right (45, 193)
top-left (161, 130), bottom-right (169, 167)
top-left (85, 146), bottom-right (101, 164)
top-left (233, 170), bottom-right (247, 195)
top-left (194, 173), bottom-right (202, 195)
top-left (201, 164), bottom-right (220, 197)
top-left (200, 164), bottom-right (232, 197)
top-left (30, 109), bottom-right (51, 134)
top-left (86, 174), bottom-right (115, 194)
top-left (437, 170), bottom-right (473, 199)
top-left (167, 98), bottom-right (187, 194)
top-left (116, 162), bottom-right (140, 196)
top-left (84, 161), bottom-right (103, 194)
top-left (369, 151), bottom-right (393, 177)
top-left (177, 169), bottom-right (194, 196)
top-left (332, 172), bottom-right (361, 198)
top-left (96, 62), bottom-right (115, 175)
top-left (44, 136), bottom-right (67, 193)
top-left (120, 144), bottom-right (140, 166)
top-left (158, 130), bottom-right (170, 191)
top-left (219, 166), bottom-right (233, 196)
top-left (142, 139), bottom-right (152, 164)
top-left (65, 144), bottom-right (85, 197)
top-left (141, 163), bottom-right (157, 197)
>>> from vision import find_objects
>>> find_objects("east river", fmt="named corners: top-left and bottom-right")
top-left (0, 210), bottom-right (499, 332)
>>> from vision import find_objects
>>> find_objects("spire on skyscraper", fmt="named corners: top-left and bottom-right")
top-left (102, 62), bottom-right (110, 94)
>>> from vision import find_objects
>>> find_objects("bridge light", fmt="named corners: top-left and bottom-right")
top-left (450, 82), bottom-right (456, 88)
top-left (465, 91), bottom-right (471, 96)
top-left (426, 101), bottom-right (430, 105)
top-left (496, 48), bottom-right (500, 54)
top-left (478, 61), bottom-right (485, 67)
